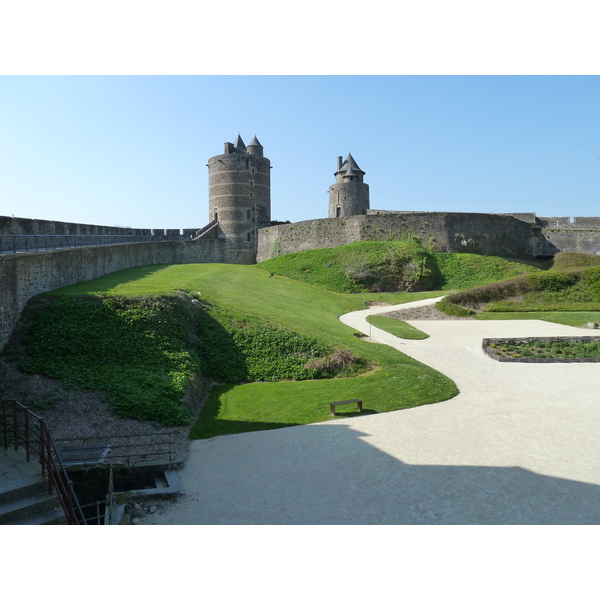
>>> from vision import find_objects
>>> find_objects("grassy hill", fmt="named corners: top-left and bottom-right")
top-left (13, 263), bottom-right (457, 437)
top-left (17, 246), bottom-right (595, 438)
top-left (436, 253), bottom-right (600, 325)
top-left (258, 241), bottom-right (543, 293)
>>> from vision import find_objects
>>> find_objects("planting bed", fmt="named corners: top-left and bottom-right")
top-left (483, 336), bottom-right (600, 363)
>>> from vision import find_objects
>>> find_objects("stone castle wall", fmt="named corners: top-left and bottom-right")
top-left (536, 216), bottom-right (600, 229)
top-left (0, 215), bottom-right (200, 238)
top-left (0, 238), bottom-right (230, 351)
top-left (537, 228), bottom-right (600, 256)
top-left (257, 212), bottom-right (538, 262)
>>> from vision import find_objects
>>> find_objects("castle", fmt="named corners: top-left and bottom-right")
top-left (2, 133), bottom-right (600, 351)
top-left (199, 135), bottom-right (600, 263)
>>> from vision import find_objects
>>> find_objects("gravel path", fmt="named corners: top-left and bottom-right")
top-left (142, 296), bottom-right (600, 525)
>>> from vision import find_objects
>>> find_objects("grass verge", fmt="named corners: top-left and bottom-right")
top-left (366, 315), bottom-right (429, 340)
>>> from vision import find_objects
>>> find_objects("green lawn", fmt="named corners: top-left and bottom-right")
top-left (52, 264), bottom-right (457, 438)
top-left (366, 315), bottom-right (429, 339)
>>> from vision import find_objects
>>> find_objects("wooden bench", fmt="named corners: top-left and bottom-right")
top-left (330, 399), bottom-right (363, 416)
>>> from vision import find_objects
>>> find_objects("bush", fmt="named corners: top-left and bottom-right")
top-left (435, 301), bottom-right (474, 317)
top-left (580, 266), bottom-right (600, 299)
top-left (525, 271), bottom-right (577, 292)
top-left (304, 348), bottom-right (366, 378)
top-left (550, 252), bottom-right (600, 271)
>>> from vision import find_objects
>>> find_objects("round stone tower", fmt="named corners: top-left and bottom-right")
top-left (208, 134), bottom-right (271, 263)
top-left (328, 153), bottom-right (370, 218)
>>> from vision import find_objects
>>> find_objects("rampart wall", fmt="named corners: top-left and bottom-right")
top-left (257, 212), bottom-right (538, 262)
top-left (0, 215), bottom-right (199, 239)
top-left (0, 239), bottom-right (229, 352)
top-left (536, 216), bottom-right (600, 229)
top-left (537, 228), bottom-right (600, 256)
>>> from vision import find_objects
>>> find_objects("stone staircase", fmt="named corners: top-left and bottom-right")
top-left (0, 446), bottom-right (67, 525)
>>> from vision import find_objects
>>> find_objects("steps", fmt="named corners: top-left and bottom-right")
top-left (0, 448), bottom-right (67, 525)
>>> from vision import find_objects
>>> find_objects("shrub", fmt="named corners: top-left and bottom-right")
top-left (304, 348), bottom-right (367, 378)
top-left (525, 271), bottom-right (577, 292)
top-left (435, 301), bottom-right (474, 317)
top-left (580, 266), bottom-right (600, 299)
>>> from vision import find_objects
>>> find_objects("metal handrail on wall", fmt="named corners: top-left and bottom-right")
top-left (1, 399), bottom-right (86, 525)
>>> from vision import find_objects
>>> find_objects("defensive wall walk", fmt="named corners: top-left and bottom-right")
top-left (143, 297), bottom-right (600, 525)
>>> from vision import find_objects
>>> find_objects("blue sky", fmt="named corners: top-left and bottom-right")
top-left (1, 75), bottom-right (598, 230)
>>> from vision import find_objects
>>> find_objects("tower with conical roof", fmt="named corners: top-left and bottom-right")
top-left (207, 134), bottom-right (271, 263)
top-left (328, 153), bottom-right (370, 218)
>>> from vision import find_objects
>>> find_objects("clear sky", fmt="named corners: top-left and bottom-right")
top-left (1, 75), bottom-right (598, 230)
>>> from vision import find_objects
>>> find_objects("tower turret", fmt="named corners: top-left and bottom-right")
top-left (207, 134), bottom-right (271, 263)
top-left (328, 153), bottom-right (370, 218)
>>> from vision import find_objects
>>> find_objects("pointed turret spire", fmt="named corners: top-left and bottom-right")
top-left (248, 135), bottom-right (262, 148)
top-left (341, 153), bottom-right (365, 175)
top-left (247, 134), bottom-right (264, 157)
top-left (233, 133), bottom-right (246, 152)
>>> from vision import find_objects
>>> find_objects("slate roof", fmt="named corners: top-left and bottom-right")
top-left (339, 153), bottom-right (365, 175)
top-left (233, 133), bottom-right (247, 152)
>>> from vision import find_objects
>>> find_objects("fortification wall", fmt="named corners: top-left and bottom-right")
top-left (537, 216), bottom-right (600, 229)
top-left (537, 228), bottom-right (600, 256)
top-left (0, 215), bottom-right (199, 239)
top-left (0, 239), bottom-right (228, 351)
top-left (257, 212), bottom-right (538, 262)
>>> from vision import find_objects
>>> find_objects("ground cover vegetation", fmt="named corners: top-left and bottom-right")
top-left (18, 294), bottom-right (198, 426)
top-left (17, 263), bottom-right (458, 437)
top-left (486, 338), bottom-right (600, 360)
top-left (258, 240), bottom-right (542, 293)
top-left (437, 255), bottom-right (600, 323)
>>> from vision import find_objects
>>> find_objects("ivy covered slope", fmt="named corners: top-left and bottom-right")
top-left (257, 240), bottom-right (542, 293)
top-left (23, 263), bottom-right (460, 437)
top-left (20, 295), bottom-right (200, 426)
top-left (19, 294), bottom-right (359, 427)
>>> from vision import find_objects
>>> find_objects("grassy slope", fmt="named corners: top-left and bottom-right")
top-left (431, 253), bottom-right (542, 290)
top-left (459, 253), bottom-right (600, 325)
top-left (258, 242), bottom-right (543, 292)
top-left (51, 264), bottom-right (457, 438)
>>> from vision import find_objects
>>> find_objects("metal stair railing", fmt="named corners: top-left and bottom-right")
top-left (54, 432), bottom-right (177, 466)
top-left (1, 399), bottom-right (87, 525)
